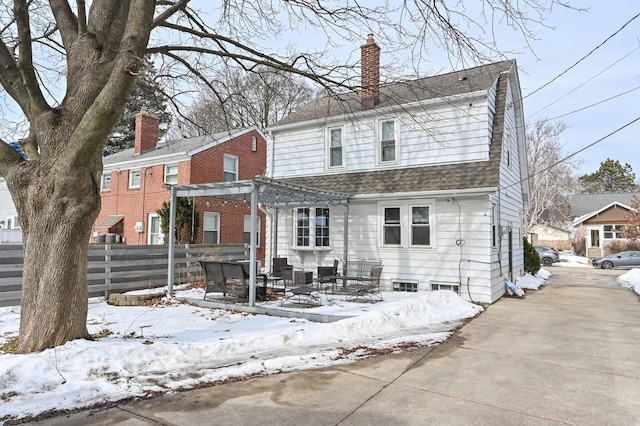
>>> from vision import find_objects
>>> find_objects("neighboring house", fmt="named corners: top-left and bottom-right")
top-left (571, 193), bottom-right (636, 258)
top-left (265, 35), bottom-right (529, 304)
top-left (528, 224), bottom-right (572, 250)
top-left (95, 110), bottom-right (267, 261)
top-left (0, 177), bottom-right (21, 244)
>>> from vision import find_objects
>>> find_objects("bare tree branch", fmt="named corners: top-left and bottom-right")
top-left (152, 0), bottom-right (190, 28)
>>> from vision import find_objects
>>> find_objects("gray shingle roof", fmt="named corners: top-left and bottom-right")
top-left (283, 71), bottom-right (510, 195)
top-left (570, 193), bottom-right (634, 218)
top-left (103, 129), bottom-right (243, 165)
top-left (273, 60), bottom-right (514, 127)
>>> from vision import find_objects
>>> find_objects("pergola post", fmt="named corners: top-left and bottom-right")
top-left (167, 185), bottom-right (177, 295)
top-left (343, 204), bottom-right (349, 276)
top-left (249, 183), bottom-right (258, 306)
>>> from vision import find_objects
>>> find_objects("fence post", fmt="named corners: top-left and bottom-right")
top-left (104, 244), bottom-right (112, 299)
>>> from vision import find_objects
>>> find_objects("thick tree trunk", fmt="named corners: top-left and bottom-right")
top-left (12, 161), bottom-right (101, 353)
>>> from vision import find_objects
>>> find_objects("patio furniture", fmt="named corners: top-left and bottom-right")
top-left (345, 265), bottom-right (384, 303)
top-left (269, 257), bottom-right (290, 294)
top-left (200, 260), bottom-right (267, 302)
top-left (315, 259), bottom-right (339, 293)
top-left (280, 266), bottom-right (321, 307)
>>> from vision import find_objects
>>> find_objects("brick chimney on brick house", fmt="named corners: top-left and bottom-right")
top-left (361, 34), bottom-right (380, 110)
top-left (134, 110), bottom-right (159, 155)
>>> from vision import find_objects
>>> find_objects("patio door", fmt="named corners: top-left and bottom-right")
top-left (587, 227), bottom-right (602, 258)
top-left (148, 213), bottom-right (164, 245)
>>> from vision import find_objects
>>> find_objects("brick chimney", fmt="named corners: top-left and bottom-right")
top-left (134, 110), bottom-right (159, 155)
top-left (361, 33), bottom-right (380, 110)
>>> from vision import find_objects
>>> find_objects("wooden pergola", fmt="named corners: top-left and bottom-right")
top-left (166, 176), bottom-right (350, 306)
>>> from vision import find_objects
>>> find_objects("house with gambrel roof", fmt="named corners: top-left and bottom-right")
top-left (265, 35), bottom-right (529, 303)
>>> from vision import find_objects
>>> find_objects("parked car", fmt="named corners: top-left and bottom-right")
top-left (534, 245), bottom-right (560, 266)
top-left (592, 251), bottom-right (640, 269)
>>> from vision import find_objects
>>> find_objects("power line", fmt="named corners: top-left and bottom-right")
top-left (544, 85), bottom-right (640, 122)
top-left (526, 45), bottom-right (640, 118)
top-left (523, 11), bottom-right (640, 100)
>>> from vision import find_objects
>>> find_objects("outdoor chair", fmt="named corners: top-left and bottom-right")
top-left (280, 266), bottom-right (322, 307)
top-left (315, 259), bottom-right (339, 294)
top-left (345, 265), bottom-right (383, 303)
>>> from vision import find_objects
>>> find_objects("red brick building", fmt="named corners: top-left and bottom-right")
top-left (94, 110), bottom-right (267, 261)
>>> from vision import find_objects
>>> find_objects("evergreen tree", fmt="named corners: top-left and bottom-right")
top-left (157, 198), bottom-right (199, 245)
top-left (579, 158), bottom-right (637, 193)
top-left (105, 61), bottom-right (172, 155)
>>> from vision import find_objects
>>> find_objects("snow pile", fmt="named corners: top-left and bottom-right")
top-left (516, 271), bottom-right (547, 290)
top-left (616, 269), bottom-right (640, 295)
top-left (0, 290), bottom-right (481, 422)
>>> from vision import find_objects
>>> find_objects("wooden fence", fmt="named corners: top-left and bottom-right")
top-left (0, 244), bottom-right (248, 307)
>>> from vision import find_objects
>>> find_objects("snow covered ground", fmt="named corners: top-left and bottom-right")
top-left (2, 253), bottom-right (638, 423)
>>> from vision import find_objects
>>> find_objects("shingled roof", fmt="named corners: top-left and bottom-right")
top-left (282, 70), bottom-right (510, 195)
top-left (273, 60), bottom-right (514, 127)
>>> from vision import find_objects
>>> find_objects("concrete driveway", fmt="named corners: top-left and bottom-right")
top-left (33, 266), bottom-right (640, 425)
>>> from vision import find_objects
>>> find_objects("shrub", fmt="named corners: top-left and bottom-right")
top-left (573, 237), bottom-right (585, 257)
top-left (605, 240), bottom-right (640, 256)
top-left (524, 237), bottom-right (540, 275)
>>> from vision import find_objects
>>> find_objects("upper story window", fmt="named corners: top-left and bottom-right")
top-left (129, 170), bottom-right (141, 188)
top-left (504, 130), bottom-right (512, 167)
top-left (6, 215), bottom-right (20, 230)
top-left (379, 120), bottom-right (398, 163)
top-left (379, 201), bottom-right (434, 248)
top-left (224, 154), bottom-right (238, 182)
top-left (294, 207), bottom-right (331, 248)
top-left (327, 127), bottom-right (344, 168)
top-left (164, 165), bottom-right (178, 184)
top-left (101, 173), bottom-right (112, 191)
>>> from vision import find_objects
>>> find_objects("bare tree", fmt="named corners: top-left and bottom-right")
top-left (0, 1), bottom-right (574, 353)
top-left (170, 66), bottom-right (317, 138)
top-left (622, 194), bottom-right (640, 241)
top-left (524, 118), bottom-right (580, 233)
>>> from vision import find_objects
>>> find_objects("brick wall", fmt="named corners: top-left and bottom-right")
top-left (361, 34), bottom-right (380, 109)
top-left (96, 128), bottom-right (268, 261)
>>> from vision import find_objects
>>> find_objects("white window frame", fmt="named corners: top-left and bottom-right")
top-left (101, 173), bottom-right (112, 191)
top-left (223, 154), bottom-right (238, 182)
top-left (147, 213), bottom-right (164, 245)
top-left (326, 126), bottom-right (345, 169)
top-left (203, 212), bottom-right (220, 244)
top-left (377, 119), bottom-right (400, 165)
top-left (164, 164), bottom-right (178, 184)
top-left (377, 200), bottom-right (435, 249)
top-left (243, 215), bottom-right (260, 247)
top-left (410, 205), bottom-right (431, 247)
top-left (6, 215), bottom-right (20, 230)
top-left (603, 224), bottom-right (623, 239)
top-left (251, 135), bottom-right (257, 152)
top-left (293, 207), bottom-right (332, 249)
top-left (129, 169), bottom-right (141, 188)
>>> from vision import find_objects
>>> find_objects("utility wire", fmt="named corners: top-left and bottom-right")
top-left (527, 45), bottom-right (640, 118)
top-left (544, 85), bottom-right (640, 122)
top-left (523, 11), bottom-right (640, 100)
top-left (499, 115), bottom-right (640, 195)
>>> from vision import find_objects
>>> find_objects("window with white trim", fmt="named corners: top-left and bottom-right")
top-left (603, 224), bottom-right (623, 239)
top-left (243, 215), bottom-right (260, 246)
top-left (164, 165), bottom-right (178, 184)
top-left (128, 170), bottom-right (141, 188)
top-left (148, 213), bottom-right (164, 245)
top-left (101, 173), bottom-right (111, 191)
top-left (411, 206), bottom-right (430, 246)
top-left (294, 207), bottom-right (331, 248)
top-left (379, 201), bottom-right (434, 248)
top-left (379, 120), bottom-right (398, 163)
top-left (383, 207), bottom-right (401, 246)
top-left (223, 154), bottom-right (238, 182)
top-left (203, 212), bottom-right (220, 244)
top-left (327, 127), bottom-right (344, 168)
top-left (6, 215), bottom-right (20, 230)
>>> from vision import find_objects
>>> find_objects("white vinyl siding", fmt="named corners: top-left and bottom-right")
top-left (269, 99), bottom-right (492, 178)
top-left (203, 212), bottom-right (220, 244)
top-left (128, 170), bottom-right (141, 188)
